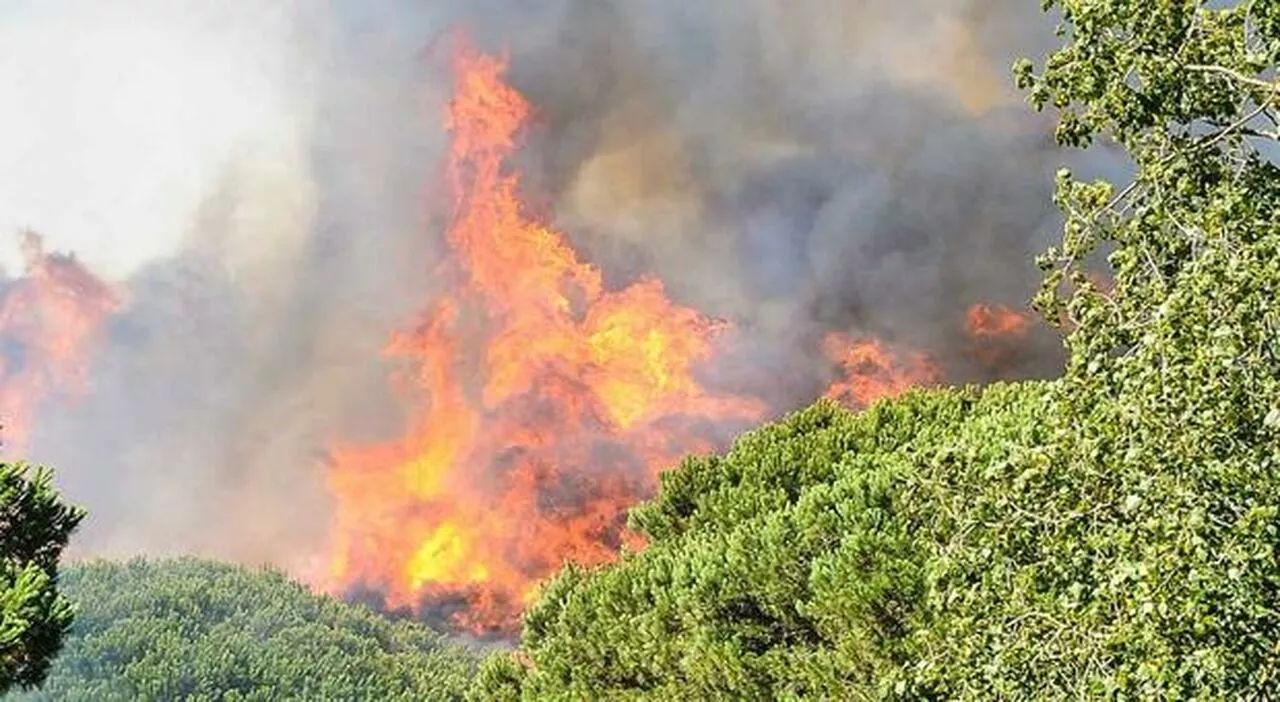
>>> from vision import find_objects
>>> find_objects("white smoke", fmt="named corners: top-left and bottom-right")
top-left (0, 0), bottom-right (315, 279)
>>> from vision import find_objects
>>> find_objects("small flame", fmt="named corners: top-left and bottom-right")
top-left (964, 303), bottom-right (1032, 371)
top-left (822, 332), bottom-right (940, 408)
top-left (965, 303), bottom-right (1031, 340)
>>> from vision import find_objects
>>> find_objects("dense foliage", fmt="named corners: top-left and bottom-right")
top-left (0, 463), bottom-right (84, 694)
top-left (469, 385), bottom-right (1058, 699)
top-left (470, 0), bottom-right (1280, 698)
top-left (7, 559), bottom-right (476, 701)
top-left (1008, 0), bottom-right (1280, 693)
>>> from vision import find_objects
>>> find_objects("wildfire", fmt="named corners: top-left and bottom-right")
top-left (965, 303), bottom-right (1030, 340)
top-left (822, 332), bottom-right (940, 408)
top-left (0, 32), bottom-right (1046, 642)
top-left (0, 231), bottom-right (120, 454)
top-left (323, 42), bottom-right (764, 635)
top-left (964, 303), bottom-right (1032, 370)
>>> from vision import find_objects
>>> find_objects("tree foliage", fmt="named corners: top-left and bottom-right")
top-left (469, 386), bottom-right (1060, 700)
top-left (7, 559), bottom-right (477, 702)
top-left (0, 463), bottom-right (84, 694)
top-left (469, 1), bottom-right (1280, 698)
top-left (1006, 0), bottom-right (1280, 693)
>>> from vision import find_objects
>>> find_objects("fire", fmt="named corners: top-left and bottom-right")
top-left (964, 303), bottom-right (1032, 370)
top-left (324, 42), bottom-right (764, 634)
top-left (965, 303), bottom-right (1031, 340)
top-left (822, 332), bottom-right (940, 408)
top-left (0, 231), bottom-right (120, 454)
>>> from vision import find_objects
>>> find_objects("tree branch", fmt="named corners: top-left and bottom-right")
top-left (1185, 64), bottom-right (1280, 96)
top-left (1199, 102), bottom-right (1274, 150)
top-left (1092, 101), bottom-right (1272, 220)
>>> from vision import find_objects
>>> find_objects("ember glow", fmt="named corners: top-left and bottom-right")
top-left (964, 303), bottom-right (1034, 371)
top-left (323, 43), bottom-right (766, 635)
top-left (965, 303), bottom-right (1031, 340)
top-left (0, 232), bottom-right (120, 454)
top-left (822, 332), bottom-right (941, 408)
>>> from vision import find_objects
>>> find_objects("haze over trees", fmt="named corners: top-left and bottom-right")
top-left (469, 0), bottom-right (1280, 697)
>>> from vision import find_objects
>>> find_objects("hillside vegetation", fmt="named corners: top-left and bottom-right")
top-left (7, 559), bottom-right (476, 702)
top-left (470, 0), bottom-right (1280, 698)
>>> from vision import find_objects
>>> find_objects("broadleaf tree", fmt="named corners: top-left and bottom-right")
top-left (467, 0), bottom-right (1280, 698)
top-left (1005, 0), bottom-right (1280, 691)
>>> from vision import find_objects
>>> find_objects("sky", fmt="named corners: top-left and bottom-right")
top-left (0, 0), bottom-right (310, 279)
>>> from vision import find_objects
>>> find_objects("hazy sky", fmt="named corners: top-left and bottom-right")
top-left (0, 0), bottom-right (309, 279)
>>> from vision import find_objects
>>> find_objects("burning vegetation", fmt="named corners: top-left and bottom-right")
top-left (0, 38), bottom-right (1038, 638)
top-left (319, 41), bottom-right (1036, 636)
top-left (0, 40), bottom-right (1040, 640)
top-left (322, 44), bottom-right (766, 634)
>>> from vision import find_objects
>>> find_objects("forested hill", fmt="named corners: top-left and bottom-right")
top-left (5, 559), bottom-right (476, 702)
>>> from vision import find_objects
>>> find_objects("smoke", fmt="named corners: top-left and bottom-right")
top-left (8, 0), bottom-right (1077, 572)
top-left (443, 0), bottom-right (1074, 403)
top-left (0, 0), bottom-right (315, 278)
top-left (8, 0), bottom-right (430, 570)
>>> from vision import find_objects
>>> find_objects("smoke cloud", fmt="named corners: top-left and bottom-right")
top-left (9, 0), bottom-right (1078, 574)
top-left (452, 0), bottom-right (1074, 404)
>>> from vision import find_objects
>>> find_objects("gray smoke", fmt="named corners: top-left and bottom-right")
top-left (17, 0), bottom-right (1084, 573)
top-left (451, 0), bottom-right (1075, 402)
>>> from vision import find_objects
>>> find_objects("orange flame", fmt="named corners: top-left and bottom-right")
top-left (964, 303), bottom-right (1032, 371)
top-left (324, 42), bottom-right (764, 634)
top-left (822, 332), bottom-right (940, 408)
top-left (0, 231), bottom-right (120, 455)
top-left (965, 303), bottom-right (1030, 340)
